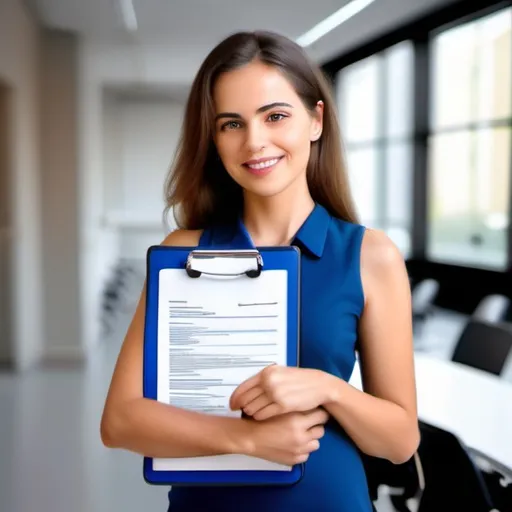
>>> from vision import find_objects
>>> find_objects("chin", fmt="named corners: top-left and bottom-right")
top-left (243, 181), bottom-right (292, 199)
top-left (227, 165), bottom-right (305, 200)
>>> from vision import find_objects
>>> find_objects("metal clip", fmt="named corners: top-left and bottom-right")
top-left (185, 250), bottom-right (263, 278)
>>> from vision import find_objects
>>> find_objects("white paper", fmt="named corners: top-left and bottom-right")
top-left (154, 265), bottom-right (291, 472)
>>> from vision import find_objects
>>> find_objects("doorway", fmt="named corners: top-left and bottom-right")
top-left (0, 81), bottom-right (13, 368)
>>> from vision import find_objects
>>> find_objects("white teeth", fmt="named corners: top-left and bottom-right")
top-left (247, 158), bottom-right (280, 170)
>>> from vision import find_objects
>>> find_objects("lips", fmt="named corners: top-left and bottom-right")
top-left (243, 156), bottom-right (284, 171)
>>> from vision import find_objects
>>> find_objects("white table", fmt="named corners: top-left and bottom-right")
top-left (349, 353), bottom-right (512, 470)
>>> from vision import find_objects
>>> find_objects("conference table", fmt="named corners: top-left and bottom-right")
top-left (349, 353), bottom-right (512, 471)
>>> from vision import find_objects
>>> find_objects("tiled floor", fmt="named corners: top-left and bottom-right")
top-left (1, 305), bottom-right (510, 512)
top-left (0, 336), bottom-right (169, 512)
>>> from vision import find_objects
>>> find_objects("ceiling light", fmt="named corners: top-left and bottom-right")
top-left (296, 0), bottom-right (376, 47)
top-left (119, 0), bottom-right (138, 32)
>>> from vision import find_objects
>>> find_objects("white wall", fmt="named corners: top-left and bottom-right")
top-left (102, 94), bottom-right (183, 262)
top-left (0, 84), bottom-right (13, 365)
top-left (99, 92), bottom-right (123, 283)
top-left (102, 94), bottom-right (123, 224)
top-left (119, 98), bottom-right (182, 259)
top-left (79, 42), bottom-right (194, 349)
top-left (120, 99), bottom-right (182, 223)
top-left (0, 0), bottom-right (43, 370)
top-left (40, 30), bottom-right (82, 362)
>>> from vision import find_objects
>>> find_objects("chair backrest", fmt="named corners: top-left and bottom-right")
top-left (411, 279), bottom-right (439, 316)
top-left (362, 422), bottom-right (496, 511)
top-left (361, 450), bottom-right (424, 507)
top-left (473, 294), bottom-right (510, 323)
top-left (451, 320), bottom-right (512, 375)
top-left (417, 421), bottom-right (495, 512)
top-left (472, 450), bottom-right (512, 512)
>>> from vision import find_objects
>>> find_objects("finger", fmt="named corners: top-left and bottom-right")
top-left (295, 440), bottom-right (320, 458)
top-left (243, 393), bottom-right (272, 417)
top-left (230, 373), bottom-right (261, 409)
top-left (294, 453), bottom-right (310, 464)
top-left (252, 402), bottom-right (283, 421)
top-left (231, 386), bottom-right (264, 411)
top-left (308, 425), bottom-right (325, 440)
top-left (306, 439), bottom-right (321, 453)
top-left (303, 408), bottom-right (330, 429)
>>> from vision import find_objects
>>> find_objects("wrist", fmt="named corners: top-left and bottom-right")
top-left (319, 370), bottom-right (342, 405)
top-left (227, 416), bottom-right (257, 456)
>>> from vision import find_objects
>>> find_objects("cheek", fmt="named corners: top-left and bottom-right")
top-left (215, 135), bottom-right (239, 162)
top-left (279, 127), bottom-right (311, 160)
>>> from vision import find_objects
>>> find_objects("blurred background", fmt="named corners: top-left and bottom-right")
top-left (0, 0), bottom-right (511, 511)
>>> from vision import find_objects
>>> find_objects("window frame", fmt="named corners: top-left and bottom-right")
top-left (337, 43), bottom-right (415, 256)
top-left (322, 0), bottom-right (512, 271)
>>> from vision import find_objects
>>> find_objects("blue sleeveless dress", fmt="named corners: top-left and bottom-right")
top-left (167, 203), bottom-right (373, 511)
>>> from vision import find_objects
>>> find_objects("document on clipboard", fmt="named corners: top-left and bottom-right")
top-left (143, 246), bottom-right (302, 486)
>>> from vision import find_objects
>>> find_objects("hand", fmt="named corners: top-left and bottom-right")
top-left (246, 408), bottom-right (329, 466)
top-left (230, 365), bottom-right (330, 420)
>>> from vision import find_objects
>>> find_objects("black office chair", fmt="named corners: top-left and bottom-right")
top-left (362, 449), bottom-right (424, 511)
top-left (100, 259), bottom-right (145, 336)
top-left (415, 421), bottom-right (495, 512)
top-left (472, 294), bottom-right (510, 323)
top-left (472, 450), bottom-right (512, 512)
top-left (411, 279), bottom-right (440, 324)
top-left (451, 319), bottom-right (512, 375)
top-left (362, 421), bottom-right (499, 511)
top-left (411, 279), bottom-right (440, 342)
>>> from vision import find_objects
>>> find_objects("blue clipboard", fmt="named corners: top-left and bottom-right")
top-left (143, 244), bottom-right (303, 487)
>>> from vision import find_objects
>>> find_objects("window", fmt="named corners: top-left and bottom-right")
top-left (336, 41), bottom-right (414, 256)
top-left (427, 7), bottom-right (512, 269)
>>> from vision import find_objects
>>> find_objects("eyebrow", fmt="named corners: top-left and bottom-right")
top-left (214, 102), bottom-right (293, 122)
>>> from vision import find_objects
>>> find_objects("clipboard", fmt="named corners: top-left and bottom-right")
top-left (142, 245), bottom-right (302, 487)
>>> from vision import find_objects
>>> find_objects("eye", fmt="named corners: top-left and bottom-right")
top-left (221, 120), bottom-right (241, 131)
top-left (268, 113), bottom-right (287, 123)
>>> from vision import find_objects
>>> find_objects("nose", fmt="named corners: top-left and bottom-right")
top-left (244, 121), bottom-right (267, 153)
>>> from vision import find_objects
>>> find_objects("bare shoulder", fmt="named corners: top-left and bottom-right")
top-left (161, 228), bottom-right (203, 247)
top-left (360, 228), bottom-right (409, 302)
top-left (361, 228), bottom-right (405, 273)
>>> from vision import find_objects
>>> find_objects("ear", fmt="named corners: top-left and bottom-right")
top-left (310, 100), bottom-right (324, 142)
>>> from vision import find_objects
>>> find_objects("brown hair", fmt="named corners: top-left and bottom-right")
top-left (163, 30), bottom-right (358, 230)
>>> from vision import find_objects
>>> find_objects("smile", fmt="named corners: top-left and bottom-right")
top-left (244, 156), bottom-right (283, 171)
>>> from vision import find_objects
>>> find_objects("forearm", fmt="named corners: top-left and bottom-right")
top-left (101, 397), bottom-right (251, 458)
top-left (322, 373), bottom-right (419, 464)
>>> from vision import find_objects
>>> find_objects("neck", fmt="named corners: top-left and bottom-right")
top-left (242, 177), bottom-right (315, 247)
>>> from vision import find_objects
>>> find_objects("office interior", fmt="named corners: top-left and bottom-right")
top-left (0, 0), bottom-right (511, 510)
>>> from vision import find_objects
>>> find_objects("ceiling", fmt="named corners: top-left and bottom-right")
top-left (30, 0), bottom-right (462, 64)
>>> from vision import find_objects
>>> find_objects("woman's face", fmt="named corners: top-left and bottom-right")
top-left (213, 60), bottom-right (323, 200)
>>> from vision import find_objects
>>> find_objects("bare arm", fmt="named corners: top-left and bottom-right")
top-left (100, 229), bottom-right (252, 458)
top-left (322, 229), bottom-right (420, 464)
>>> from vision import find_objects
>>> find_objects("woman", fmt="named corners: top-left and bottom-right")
top-left (100, 30), bottom-right (419, 511)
